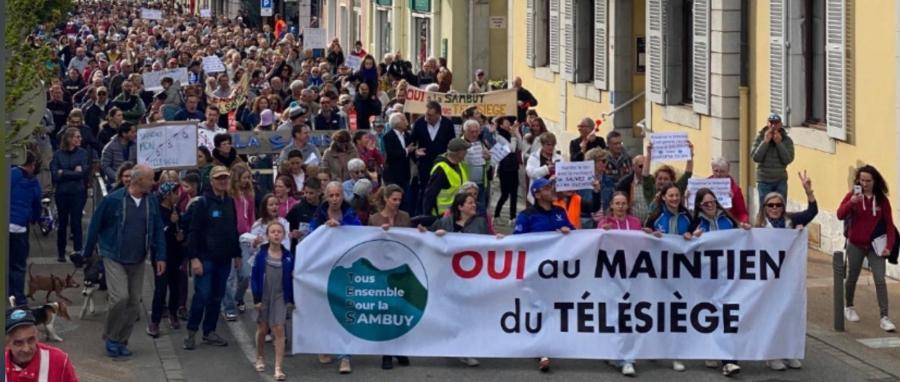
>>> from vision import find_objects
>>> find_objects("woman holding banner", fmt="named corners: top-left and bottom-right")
top-left (839, 165), bottom-right (897, 332)
top-left (755, 170), bottom-right (817, 371)
top-left (687, 187), bottom-right (750, 377)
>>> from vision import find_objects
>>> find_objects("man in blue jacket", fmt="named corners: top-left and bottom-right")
top-left (184, 166), bottom-right (242, 350)
top-left (512, 177), bottom-right (573, 373)
top-left (8, 151), bottom-right (42, 307)
top-left (81, 164), bottom-right (166, 358)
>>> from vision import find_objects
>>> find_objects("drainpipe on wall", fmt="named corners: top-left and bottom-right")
top-left (739, 86), bottom-right (751, 211)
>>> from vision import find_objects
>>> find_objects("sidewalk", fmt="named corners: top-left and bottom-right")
top-left (806, 249), bottom-right (900, 380)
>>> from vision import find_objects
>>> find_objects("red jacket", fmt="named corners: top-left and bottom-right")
top-left (6, 343), bottom-right (78, 382)
top-left (837, 192), bottom-right (897, 251)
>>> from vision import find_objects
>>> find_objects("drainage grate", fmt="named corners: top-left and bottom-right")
top-left (857, 337), bottom-right (900, 349)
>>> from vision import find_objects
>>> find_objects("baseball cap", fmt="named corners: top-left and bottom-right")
top-left (530, 178), bottom-right (554, 196)
top-left (6, 309), bottom-right (36, 334)
top-left (288, 106), bottom-right (307, 119)
top-left (158, 181), bottom-right (178, 198)
top-left (447, 138), bottom-right (471, 153)
top-left (767, 113), bottom-right (782, 123)
top-left (210, 165), bottom-right (230, 179)
top-left (338, 94), bottom-right (352, 106)
top-left (476, 68), bottom-right (485, 76)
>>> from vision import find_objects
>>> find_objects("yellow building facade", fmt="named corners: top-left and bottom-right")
top-left (512, 0), bottom-right (899, 266)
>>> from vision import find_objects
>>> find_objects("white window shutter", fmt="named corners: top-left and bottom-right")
top-left (769, 0), bottom-right (789, 122)
top-left (526, 0), bottom-right (535, 67)
top-left (593, 0), bottom-right (608, 90)
top-left (550, 0), bottom-right (560, 72)
top-left (692, 0), bottom-right (710, 115)
top-left (647, 0), bottom-right (667, 104)
top-left (825, 0), bottom-right (847, 140)
top-left (562, 0), bottom-right (575, 82)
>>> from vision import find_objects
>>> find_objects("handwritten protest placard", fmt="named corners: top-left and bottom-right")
top-left (137, 123), bottom-right (198, 169)
top-left (200, 9), bottom-right (211, 18)
top-left (686, 178), bottom-right (733, 209)
top-left (202, 55), bottom-right (226, 73)
top-left (650, 132), bottom-right (691, 161)
top-left (303, 28), bottom-right (327, 50)
top-left (554, 161), bottom-right (595, 192)
top-left (346, 55), bottom-right (363, 72)
top-left (197, 127), bottom-right (225, 150)
top-left (142, 67), bottom-right (189, 92)
top-left (403, 87), bottom-right (517, 117)
top-left (491, 143), bottom-right (511, 164)
top-left (140, 8), bottom-right (163, 21)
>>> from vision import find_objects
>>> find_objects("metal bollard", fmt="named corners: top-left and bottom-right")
top-left (834, 251), bottom-right (845, 332)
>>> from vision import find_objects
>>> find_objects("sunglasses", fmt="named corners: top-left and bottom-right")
top-left (700, 201), bottom-right (716, 208)
top-left (765, 203), bottom-right (784, 208)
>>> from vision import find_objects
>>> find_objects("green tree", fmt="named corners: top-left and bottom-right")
top-left (4, 0), bottom-right (71, 160)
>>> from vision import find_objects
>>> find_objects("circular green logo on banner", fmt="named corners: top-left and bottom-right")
top-left (327, 239), bottom-right (428, 341)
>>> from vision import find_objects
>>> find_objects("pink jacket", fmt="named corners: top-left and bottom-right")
top-left (598, 215), bottom-right (643, 231)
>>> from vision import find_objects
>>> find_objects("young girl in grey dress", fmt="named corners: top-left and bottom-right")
top-left (251, 222), bottom-right (295, 381)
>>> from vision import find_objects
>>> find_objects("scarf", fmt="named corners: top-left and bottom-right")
top-left (213, 148), bottom-right (237, 167)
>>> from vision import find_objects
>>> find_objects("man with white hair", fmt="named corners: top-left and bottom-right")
top-left (569, 117), bottom-right (606, 162)
top-left (342, 158), bottom-right (377, 202)
top-left (383, 112), bottom-right (415, 211)
top-left (287, 80), bottom-right (305, 105)
top-left (709, 157), bottom-right (750, 223)
top-left (462, 119), bottom-right (492, 212)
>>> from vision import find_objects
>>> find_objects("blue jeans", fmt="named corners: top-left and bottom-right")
top-left (187, 260), bottom-right (232, 335)
top-left (222, 243), bottom-right (253, 315)
top-left (757, 180), bottom-right (788, 207)
top-left (55, 192), bottom-right (86, 258)
top-left (8, 232), bottom-right (29, 307)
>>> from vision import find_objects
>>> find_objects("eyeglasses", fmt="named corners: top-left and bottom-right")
top-left (765, 203), bottom-right (784, 208)
top-left (700, 201), bottom-right (716, 208)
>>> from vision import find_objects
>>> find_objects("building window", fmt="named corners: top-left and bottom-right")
top-left (569, 0), bottom-right (594, 83)
top-left (375, 7), bottom-right (392, 57)
top-left (682, 0), bottom-right (694, 104)
top-left (412, 15), bottom-right (431, 70)
top-left (802, 0), bottom-right (826, 127)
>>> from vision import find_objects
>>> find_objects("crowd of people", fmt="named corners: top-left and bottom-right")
top-left (5, 0), bottom-right (899, 380)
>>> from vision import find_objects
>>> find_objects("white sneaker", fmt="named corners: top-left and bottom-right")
top-left (845, 306), bottom-right (860, 322)
top-left (704, 360), bottom-right (719, 368)
top-left (767, 359), bottom-right (787, 371)
top-left (621, 363), bottom-right (635, 376)
top-left (672, 361), bottom-right (685, 371)
top-left (786, 359), bottom-right (803, 369)
top-left (722, 363), bottom-right (741, 377)
top-left (458, 357), bottom-right (480, 367)
top-left (881, 316), bottom-right (896, 332)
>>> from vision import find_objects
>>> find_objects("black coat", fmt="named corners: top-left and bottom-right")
top-left (382, 129), bottom-right (412, 189)
top-left (410, 116), bottom-right (456, 180)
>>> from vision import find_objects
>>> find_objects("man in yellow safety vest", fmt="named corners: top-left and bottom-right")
top-left (423, 138), bottom-right (470, 216)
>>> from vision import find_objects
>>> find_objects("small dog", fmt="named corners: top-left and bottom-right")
top-left (26, 264), bottom-right (79, 304)
top-left (9, 297), bottom-right (70, 342)
top-left (80, 255), bottom-right (106, 319)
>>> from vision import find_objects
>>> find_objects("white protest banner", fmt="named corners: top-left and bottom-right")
top-left (140, 8), bottom-right (163, 21)
top-left (293, 227), bottom-right (807, 360)
top-left (197, 126), bottom-right (226, 149)
top-left (491, 143), bottom-right (511, 164)
top-left (404, 87), bottom-right (517, 117)
top-left (346, 55), bottom-right (363, 72)
top-left (200, 9), bottom-right (211, 18)
top-left (650, 132), bottom-right (691, 161)
top-left (202, 55), bottom-right (226, 73)
top-left (303, 28), bottom-right (327, 49)
top-left (687, 178), bottom-right (734, 209)
top-left (137, 123), bottom-right (198, 169)
top-left (142, 67), bottom-right (189, 92)
top-left (555, 161), bottom-right (595, 191)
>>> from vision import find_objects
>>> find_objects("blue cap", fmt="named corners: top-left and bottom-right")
top-left (767, 113), bottom-right (782, 123)
top-left (530, 178), bottom-right (554, 196)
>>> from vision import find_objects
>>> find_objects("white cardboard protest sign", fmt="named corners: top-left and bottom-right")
top-left (303, 28), bottom-right (327, 50)
top-left (197, 126), bottom-right (226, 149)
top-left (491, 143), bottom-right (511, 164)
top-left (137, 123), bottom-right (198, 169)
top-left (686, 178), bottom-right (734, 209)
top-left (202, 55), bottom-right (226, 73)
top-left (200, 9), bottom-right (212, 18)
top-left (140, 8), bottom-right (163, 21)
top-left (294, 227), bottom-right (807, 360)
top-left (555, 161), bottom-right (595, 191)
top-left (142, 67), bottom-right (189, 92)
top-left (346, 55), bottom-right (363, 72)
top-left (650, 132), bottom-right (691, 161)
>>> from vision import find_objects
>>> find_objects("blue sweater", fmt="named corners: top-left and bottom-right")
top-left (82, 188), bottom-right (166, 263)
top-left (649, 208), bottom-right (692, 235)
top-left (690, 211), bottom-right (737, 233)
top-left (250, 244), bottom-right (295, 305)
top-left (9, 167), bottom-right (42, 227)
top-left (308, 201), bottom-right (361, 232)
top-left (513, 204), bottom-right (575, 234)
